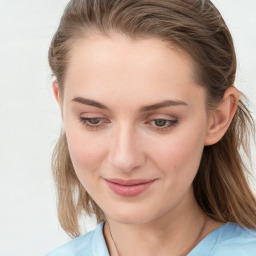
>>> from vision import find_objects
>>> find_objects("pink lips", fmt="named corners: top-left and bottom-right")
top-left (104, 178), bottom-right (156, 197)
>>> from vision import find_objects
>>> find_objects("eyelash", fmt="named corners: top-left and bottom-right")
top-left (79, 117), bottom-right (178, 132)
top-left (147, 119), bottom-right (178, 131)
top-left (79, 117), bottom-right (109, 131)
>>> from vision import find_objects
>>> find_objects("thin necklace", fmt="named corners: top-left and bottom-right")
top-left (107, 217), bottom-right (207, 256)
top-left (179, 217), bottom-right (207, 256)
top-left (106, 221), bottom-right (121, 256)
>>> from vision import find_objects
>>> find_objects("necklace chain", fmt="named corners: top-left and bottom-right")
top-left (107, 217), bottom-right (207, 256)
top-left (107, 222), bottom-right (121, 256)
top-left (179, 217), bottom-right (207, 256)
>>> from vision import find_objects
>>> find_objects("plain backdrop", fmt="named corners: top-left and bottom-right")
top-left (0, 1), bottom-right (255, 255)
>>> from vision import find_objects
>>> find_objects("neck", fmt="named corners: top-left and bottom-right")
top-left (103, 194), bottom-right (218, 256)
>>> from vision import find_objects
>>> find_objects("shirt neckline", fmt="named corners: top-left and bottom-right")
top-left (188, 222), bottom-right (229, 255)
top-left (94, 221), bottom-right (229, 256)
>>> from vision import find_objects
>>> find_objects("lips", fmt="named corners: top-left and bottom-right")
top-left (104, 178), bottom-right (156, 197)
top-left (105, 178), bottom-right (156, 185)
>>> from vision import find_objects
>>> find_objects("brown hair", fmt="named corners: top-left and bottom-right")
top-left (48, 0), bottom-right (256, 237)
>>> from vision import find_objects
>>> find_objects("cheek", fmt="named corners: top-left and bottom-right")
top-left (149, 124), bottom-right (206, 182)
top-left (64, 124), bottom-right (107, 183)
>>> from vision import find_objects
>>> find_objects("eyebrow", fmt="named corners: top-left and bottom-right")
top-left (72, 97), bottom-right (109, 110)
top-left (140, 100), bottom-right (188, 112)
top-left (71, 97), bottom-right (188, 112)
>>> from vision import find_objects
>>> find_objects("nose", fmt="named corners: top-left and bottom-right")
top-left (109, 123), bottom-right (146, 173)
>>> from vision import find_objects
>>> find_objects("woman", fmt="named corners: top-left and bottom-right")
top-left (46, 0), bottom-right (256, 255)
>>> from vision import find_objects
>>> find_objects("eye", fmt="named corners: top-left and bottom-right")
top-left (147, 118), bottom-right (178, 132)
top-left (154, 119), bottom-right (169, 127)
top-left (79, 117), bottom-right (109, 130)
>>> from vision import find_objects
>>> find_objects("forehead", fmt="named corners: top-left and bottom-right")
top-left (64, 32), bottom-right (205, 108)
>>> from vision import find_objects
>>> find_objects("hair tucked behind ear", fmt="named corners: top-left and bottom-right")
top-left (49, 0), bottom-right (256, 237)
top-left (194, 98), bottom-right (256, 228)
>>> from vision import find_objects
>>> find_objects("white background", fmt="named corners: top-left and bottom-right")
top-left (0, 1), bottom-right (255, 255)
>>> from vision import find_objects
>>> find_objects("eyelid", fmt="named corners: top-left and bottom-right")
top-left (80, 112), bottom-right (106, 118)
top-left (145, 113), bottom-right (177, 120)
top-left (78, 113), bottom-right (179, 132)
top-left (79, 117), bottom-right (110, 131)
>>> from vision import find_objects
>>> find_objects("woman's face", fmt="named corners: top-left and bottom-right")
top-left (59, 33), bottom-right (211, 225)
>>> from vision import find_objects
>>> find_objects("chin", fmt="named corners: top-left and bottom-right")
top-left (105, 206), bottom-right (155, 225)
top-left (112, 216), bottom-right (150, 225)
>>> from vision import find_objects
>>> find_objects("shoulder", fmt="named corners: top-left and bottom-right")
top-left (45, 222), bottom-right (109, 256)
top-left (212, 223), bottom-right (256, 255)
top-left (189, 223), bottom-right (256, 256)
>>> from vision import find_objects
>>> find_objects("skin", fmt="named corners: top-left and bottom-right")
top-left (54, 32), bottom-right (239, 256)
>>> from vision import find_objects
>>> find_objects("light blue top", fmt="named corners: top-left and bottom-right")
top-left (46, 222), bottom-right (256, 256)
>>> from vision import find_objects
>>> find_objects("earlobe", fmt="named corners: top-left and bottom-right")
top-left (53, 81), bottom-right (61, 105)
top-left (204, 87), bottom-right (239, 146)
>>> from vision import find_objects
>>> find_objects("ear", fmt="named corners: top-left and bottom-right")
top-left (204, 87), bottom-right (239, 146)
top-left (53, 81), bottom-right (61, 105)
